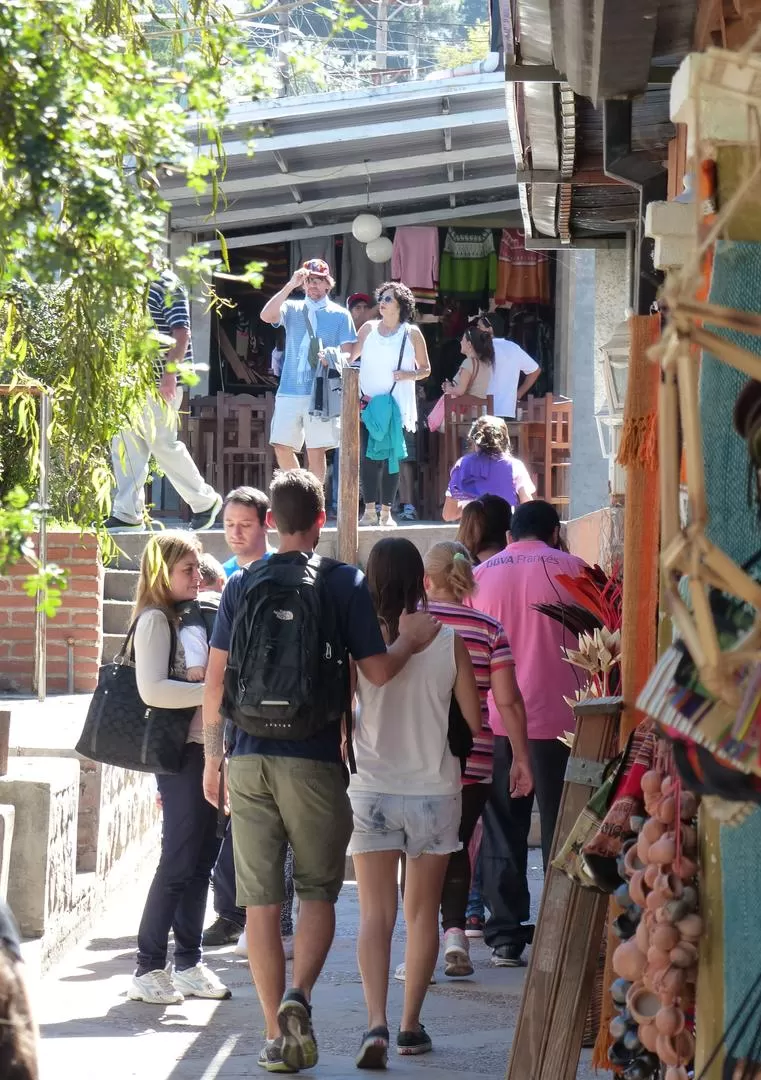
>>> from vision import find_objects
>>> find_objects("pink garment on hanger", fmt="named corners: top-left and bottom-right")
top-left (391, 226), bottom-right (439, 303)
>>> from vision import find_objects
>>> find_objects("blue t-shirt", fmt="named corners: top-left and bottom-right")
top-left (222, 552), bottom-right (271, 579)
top-left (276, 299), bottom-right (356, 397)
top-left (211, 552), bottom-right (385, 762)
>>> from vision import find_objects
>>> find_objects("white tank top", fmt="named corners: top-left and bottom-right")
top-left (359, 322), bottom-right (418, 432)
top-left (351, 625), bottom-right (460, 796)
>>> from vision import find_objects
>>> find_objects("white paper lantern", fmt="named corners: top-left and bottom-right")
top-left (366, 235), bottom-right (393, 264)
top-left (351, 213), bottom-right (383, 243)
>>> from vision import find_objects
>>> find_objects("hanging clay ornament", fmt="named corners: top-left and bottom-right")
top-left (651, 923), bottom-right (680, 952)
top-left (675, 914), bottom-right (703, 942)
top-left (655, 1005), bottom-right (685, 1036)
top-left (642, 770), bottom-right (662, 795)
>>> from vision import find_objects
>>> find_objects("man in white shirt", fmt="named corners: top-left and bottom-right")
top-left (478, 315), bottom-right (540, 420)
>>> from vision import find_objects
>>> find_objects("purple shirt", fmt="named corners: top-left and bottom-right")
top-left (446, 451), bottom-right (535, 508)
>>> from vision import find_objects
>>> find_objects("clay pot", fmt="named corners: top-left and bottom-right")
top-left (613, 940), bottom-right (647, 982)
top-left (659, 898), bottom-right (689, 924)
top-left (639, 1021), bottom-right (660, 1053)
top-left (624, 844), bottom-right (644, 877)
top-left (641, 816), bottom-right (666, 843)
top-left (675, 1030), bottom-right (695, 1061)
top-left (642, 770), bottom-right (662, 796)
top-left (651, 923), bottom-right (680, 952)
top-left (655, 871), bottom-right (684, 900)
top-left (646, 886), bottom-right (667, 912)
top-left (670, 941), bottom-right (699, 969)
top-left (655, 1005), bottom-right (685, 1036)
top-left (637, 833), bottom-right (653, 865)
top-left (654, 965), bottom-right (686, 999)
top-left (647, 944), bottom-right (671, 971)
top-left (649, 835), bottom-right (677, 865)
top-left (665, 1067), bottom-right (690, 1080)
top-left (679, 791), bottom-right (698, 821)
top-left (609, 1013), bottom-right (628, 1040)
top-left (643, 863), bottom-right (659, 889)
top-left (661, 776), bottom-right (676, 797)
top-left (657, 795), bottom-right (677, 825)
top-left (635, 917), bottom-right (651, 954)
top-left (656, 1033), bottom-right (680, 1066)
top-left (679, 824), bottom-right (697, 852)
top-left (676, 914), bottom-right (703, 942)
top-left (675, 856), bottom-right (698, 882)
top-left (626, 982), bottom-right (661, 1024)
top-left (610, 978), bottom-right (633, 1006)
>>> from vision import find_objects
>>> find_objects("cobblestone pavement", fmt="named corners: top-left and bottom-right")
top-left (32, 862), bottom-right (596, 1080)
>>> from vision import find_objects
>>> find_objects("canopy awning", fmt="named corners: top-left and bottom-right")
top-left (164, 73), bottom-right (519, 249)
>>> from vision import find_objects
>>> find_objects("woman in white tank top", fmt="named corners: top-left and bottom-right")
top-left (349, 538), bottom-right (481, 1066)
top-left (350, 282), bottom-right (430, 528)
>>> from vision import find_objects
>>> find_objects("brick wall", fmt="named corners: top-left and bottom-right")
top-left (0, 531), bottom-right (103, 693)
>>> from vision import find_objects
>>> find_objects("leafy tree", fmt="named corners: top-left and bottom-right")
top-left (434, 18), bottom-right (489, 68)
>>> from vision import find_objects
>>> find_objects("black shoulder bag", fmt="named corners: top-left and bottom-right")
top-left (76, 615), bottom-right (198, 774)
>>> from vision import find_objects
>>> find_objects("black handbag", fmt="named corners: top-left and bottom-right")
top-left (448, 694), bottom-right (474, 776)
top-left (76, 615), bottom-right (198, 774)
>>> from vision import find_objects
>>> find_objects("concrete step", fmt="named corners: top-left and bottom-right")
top-left (103, 599), bottom-right (133, 637)
top-left (103, 569), bottom-right (138, 602)
top-left (101, 633), bottom-right (125, 664)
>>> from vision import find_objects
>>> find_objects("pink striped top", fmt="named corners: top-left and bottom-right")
top-left (426, 600), bottom-right (513, 783)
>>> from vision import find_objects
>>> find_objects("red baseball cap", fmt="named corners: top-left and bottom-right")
top-left (347, 292), bottom-right (372, 309)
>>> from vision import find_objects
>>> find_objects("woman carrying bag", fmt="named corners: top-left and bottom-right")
top-left (127, 531), bottom-right (231, 1005)
top-left (351, 282), bottom-right (431, 527)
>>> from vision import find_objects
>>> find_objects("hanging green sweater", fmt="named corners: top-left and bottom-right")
top-left (439, 228), bottom-right (498, 297)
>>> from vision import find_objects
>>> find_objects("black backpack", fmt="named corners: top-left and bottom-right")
top-left (223, 553), bottom-right (348, 742)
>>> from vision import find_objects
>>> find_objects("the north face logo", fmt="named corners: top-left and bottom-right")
top-left (274, 609), bottom-right (294, 621)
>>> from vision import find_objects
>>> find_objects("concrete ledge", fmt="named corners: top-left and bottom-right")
top-left (0, 804), bottom-right (15, 901)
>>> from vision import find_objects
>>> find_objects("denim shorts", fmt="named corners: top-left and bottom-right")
top-left (348, 790), bottom-right (462, 858)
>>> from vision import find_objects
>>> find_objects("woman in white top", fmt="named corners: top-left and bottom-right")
top-left (350, 538), bottom-right (481, 1067)
top-left (351, 282), bottom-right (431, 528)
top-left (128, 531), bottom-right (230, 1007)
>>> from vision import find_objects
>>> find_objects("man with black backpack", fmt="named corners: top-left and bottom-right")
top-left (202, 469), bottom-right (438, 1074)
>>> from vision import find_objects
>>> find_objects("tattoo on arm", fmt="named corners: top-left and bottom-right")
top-left (203, 723), bottom-right (225, 758)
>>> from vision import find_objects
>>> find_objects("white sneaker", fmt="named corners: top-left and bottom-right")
top-left (172, 963), bottom-right (232, 1000)
top-left (393, 962), bottom-right (436, 984)
top-left (128, 969), bottom-right (184, 1005)
top-left (234, 929), bottom-right (248, 958)
top-left (283, 935), bottom-right (294, 961)
top-left (360, 507), bottom-right (379, 527)
top-left (443, 928), bottom-right (474, 977)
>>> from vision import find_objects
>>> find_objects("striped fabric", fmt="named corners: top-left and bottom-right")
top-left (148, 269), bottom-right (193, 378)
top-left (426, 600), bottom-right (513, 784)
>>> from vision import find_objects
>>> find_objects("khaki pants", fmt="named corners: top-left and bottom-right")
top-left (228, 754), bottom-right (353, 907)
top-left (111, 386), bottom-right (217, 524)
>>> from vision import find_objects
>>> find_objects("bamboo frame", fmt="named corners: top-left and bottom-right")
top-left (652, 45), bottom-right (761, 709)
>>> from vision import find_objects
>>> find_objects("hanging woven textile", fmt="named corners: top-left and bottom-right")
top-left (592, 313), bottom-right (662, 1069)
top-left (494, 228), bottom-right (551, 306)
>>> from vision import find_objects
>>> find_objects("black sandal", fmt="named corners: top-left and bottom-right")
top-left (356, 1025), bottom-right (389, 1070)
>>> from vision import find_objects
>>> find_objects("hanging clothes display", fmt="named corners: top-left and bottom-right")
top-left (391, 226), bottom-right (439, 306)
top-left (495, 228), bottom-right (551, 305)
top-left (340, 233), bottom-right (390, 301)
top-left (439, 228), bottom-right (497, 300)
top-left (290, 236), bottom-right (336, 276)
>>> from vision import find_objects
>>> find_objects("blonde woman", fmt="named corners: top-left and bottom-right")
top-left (128, 531), bottom-right (230, 1006)
top-left (421, 541), bottom-right (532, 978)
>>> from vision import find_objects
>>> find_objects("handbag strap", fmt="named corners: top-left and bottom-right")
top-left (464, 355), bottom-right (480, 395)
top-left (118, 610), bottom-right (179, 677)
top-left (391, 328), bottom-right (409, 398)
top-left (302, 307), bottom-right (316, 340)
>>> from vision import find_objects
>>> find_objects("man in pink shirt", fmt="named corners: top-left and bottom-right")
top-left (472, 500), bottom-right (587, 967)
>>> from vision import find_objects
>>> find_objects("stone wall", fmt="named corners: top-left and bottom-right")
top-left (0, 531), bottom-right (103, 693)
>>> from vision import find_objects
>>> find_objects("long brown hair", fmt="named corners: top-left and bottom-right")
top-left (132, 531), bottom-right (201, 624)
top-left (456, 496), bottom-right (512, 562)
top-left (366, 537), bottom-right (426, 642)
top-left (463, 326), bottom-right (495, 367)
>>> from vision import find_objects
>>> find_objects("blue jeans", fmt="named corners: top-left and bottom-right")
top-left (466, 850), bottom-right (484, 919)
top-left (136, 743), bottom-right (221, 974)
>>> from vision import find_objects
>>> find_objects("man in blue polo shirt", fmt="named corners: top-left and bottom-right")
top-left (261, 259), bottom-right (356, 485)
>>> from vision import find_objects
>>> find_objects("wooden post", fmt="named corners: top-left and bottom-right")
top-left (0, 711), bottom-right (10, 778)
top-left (506, 696), bottom-right (623, 1080)
top-left (338, 365), bottom-right (360, 566)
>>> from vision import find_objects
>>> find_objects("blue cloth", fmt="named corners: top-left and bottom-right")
top-left (361, 393), bottom-right (407, 475)
top-left (222, 551), bottom-right (270, 579)
top-left (276, 299), bottom-right (356, 397)
top-left (210, 552), bottom-right (386, 762)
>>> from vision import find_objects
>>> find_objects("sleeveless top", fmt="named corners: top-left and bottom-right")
top-left (352, 625), bottom-right (460, 796)
top-left (359, 321), bottom-right (418, 432)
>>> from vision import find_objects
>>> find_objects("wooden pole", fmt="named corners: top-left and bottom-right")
top-left (338, 365), bottom-right (360, 567)
top-left (506, 696), bottom-right (623, 1080)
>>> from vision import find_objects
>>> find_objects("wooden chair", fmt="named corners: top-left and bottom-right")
top-left (215, 391), bottom-right (275, 495)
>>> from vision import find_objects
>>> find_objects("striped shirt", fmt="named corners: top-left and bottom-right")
top-left (426, 599), bottom-right (513, 784)
top-left (148, 269), bottom-right (193, 379)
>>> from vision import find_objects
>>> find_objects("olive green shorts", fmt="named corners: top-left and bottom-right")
top-left (227, 754), bottom-right (354, 907)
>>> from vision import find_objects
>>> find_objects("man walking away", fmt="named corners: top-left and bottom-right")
top-left (106, 265), bottom-right (222, 532)
top-left (471, 500), bottom-right (587, 967)
top-left (261, 260), bottom-right (356, 484)
top-left (202, 469), bottom-right (438, 1073)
